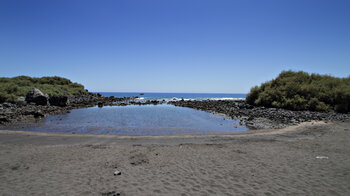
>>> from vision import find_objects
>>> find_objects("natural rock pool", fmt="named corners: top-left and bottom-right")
top-left (7, 104), bottom-right (248, 135)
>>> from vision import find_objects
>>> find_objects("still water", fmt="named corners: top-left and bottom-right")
top-left (12, 104), bottom-right (248, 135)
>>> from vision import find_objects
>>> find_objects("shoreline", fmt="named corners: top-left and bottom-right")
top-left (1, 98), bottom-right (349, 130)
top-left (0, 94), bottom-right (138, 126)
top-left (0, 120), bottom-right (332, 145)
top-left (0, 120), bottom-right (327, 138)
top-left (170, 100), bottom-right (349, 129)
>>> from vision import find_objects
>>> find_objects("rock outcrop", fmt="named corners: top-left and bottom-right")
top-left (0, 93), bottom-right (138, 126)
top-left (16, 96), bottom-right (26, 106)
top-left (25, 88), bottom-right (49, 106)
top-left (49, 96), bottom-right (70, 107)
top-left (169, 100), bottom-right (350, 129)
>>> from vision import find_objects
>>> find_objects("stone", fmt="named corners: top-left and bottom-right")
top-left (49, 96), bottom-right (70, 107)
top-left (17, 96), bottom-right (27, 106)
top-left (33, 110), bottom-right (45, 118)
top-left (2, 102), bottom-right (14, 108)
top-left (0, 116), bottom-right (9, 122)
top-left (25, 88), bottom-right (49, 106)
top-left (97, 102), bottom-right (104, 108)
top-left (114, 170), bottom-right (121, 175)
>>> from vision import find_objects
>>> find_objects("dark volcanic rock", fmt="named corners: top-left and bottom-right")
top-left (25, 88), bottom-right (49, 106)
top-left (2, 96), bottom-right (349, 129)
top-left (67, 93), bottom-right (101, 106)
top-left (0, 94), bottom-right (138, 126)
top-left (0, 116), bottom-right (8, 122)
top-left (97, 102), bottom-right (104, 108)
top-left (169, 100), bottom-right (350, 129)
top-left (22, 108), bottom-right (45, 118)
top-left (49, 96), bottom-right (70, 107)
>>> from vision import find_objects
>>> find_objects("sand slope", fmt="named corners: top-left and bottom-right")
top-left (0, 121), bottom-right (350, 196)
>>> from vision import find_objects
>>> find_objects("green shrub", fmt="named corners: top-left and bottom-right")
top-left (246, 71), bottom-right (350, 113)
top-left (0, 76), bottom-right (88, 103)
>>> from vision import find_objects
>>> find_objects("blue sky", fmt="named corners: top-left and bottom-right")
top-left (1, 0), bottom-right (349, 93)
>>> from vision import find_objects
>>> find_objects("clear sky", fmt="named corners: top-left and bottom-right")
top-left (1, 0), bottom-right (349, 93)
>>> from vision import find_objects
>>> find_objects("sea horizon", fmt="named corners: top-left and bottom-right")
top-left (96, 92), bottom-right (247, 101)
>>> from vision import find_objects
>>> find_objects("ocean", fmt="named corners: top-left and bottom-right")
top-left (97, 92), bottom-right (246, 101)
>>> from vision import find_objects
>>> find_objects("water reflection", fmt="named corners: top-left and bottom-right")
top-left (14, 104), bottom-right (248, 135)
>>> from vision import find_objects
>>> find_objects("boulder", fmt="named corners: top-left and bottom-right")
top-left (49, 95), bottom-right (70, 107)
top-left (97, 102), bottom-right (104, 108)
top-left (25, 88), bottom-right (49, 106)
top-left (17, 96), bottom-right (27, 106)
top-left (0, 115), bottom-right (9, 123)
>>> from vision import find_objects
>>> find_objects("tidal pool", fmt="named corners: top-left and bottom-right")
top-left (10, 104), bottom-right (248, 135)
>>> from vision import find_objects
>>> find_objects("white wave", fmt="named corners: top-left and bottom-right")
top-left (156, 97), bottom-right (245, 102)
top-left (153, 97), bottom-right (193, 102)
top-left (206, 97), bottom-right (245, 101)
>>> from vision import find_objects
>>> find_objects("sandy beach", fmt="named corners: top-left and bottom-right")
top-left (0, 120), bottom-right (350, 196)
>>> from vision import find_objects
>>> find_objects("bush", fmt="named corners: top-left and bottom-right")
top-left (0, 76), bottom-right (88, 103)
top-left (246, 71), bottom-right (350, 113)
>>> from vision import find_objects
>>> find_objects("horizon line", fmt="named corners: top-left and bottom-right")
top-left (91, 91), bottom-right (247, 94)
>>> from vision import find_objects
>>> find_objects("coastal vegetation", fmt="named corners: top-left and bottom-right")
top-left (0, 76), bottom-right (87, 103)
top-left (246, 71), bottom-right (350, 113)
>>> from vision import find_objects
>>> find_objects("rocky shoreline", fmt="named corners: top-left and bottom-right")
top-left (1, 93), bottom-right (349, 129)
top-left (169, 100), bottom-right (350, 129)
top-left (0, 92), bottom-right (137, 126)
